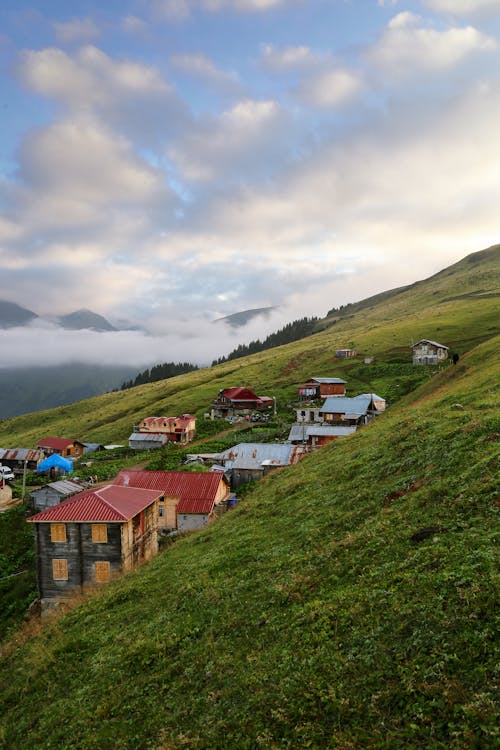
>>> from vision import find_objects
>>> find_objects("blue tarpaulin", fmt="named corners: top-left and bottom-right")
top-left (37, 454), bottom-right (73, 474)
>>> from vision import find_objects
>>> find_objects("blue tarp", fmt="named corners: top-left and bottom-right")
top-left (37, 454), bottom-right (73, 474)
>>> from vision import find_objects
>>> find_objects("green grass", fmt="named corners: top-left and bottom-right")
top-left (0, 245), bottom-right (498, 748)
top-left (0, 332), bottom-right (498, 749)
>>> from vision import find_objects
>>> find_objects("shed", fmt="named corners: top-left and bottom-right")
top-left (128, 432), bottom-right (167, 450)
top-left (0, 448), bottom-right (44, 473)
top-left (30, 479), bottom-right (86, 512)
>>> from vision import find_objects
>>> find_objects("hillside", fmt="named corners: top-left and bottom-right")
top-left (0, 244), bottom-right (498, 447)
top-left (0, 330), bottom-right (498, 748)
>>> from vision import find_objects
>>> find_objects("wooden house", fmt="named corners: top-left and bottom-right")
top-left (319, 394), bottom-right (385, 425)
top-left (136, 414), bottom-right (196, 444)
top-left (37, 437), bottom-right (85, 459)
top-left (412, 339), bottom-right (449, 365)
top-left (30, 479), bottom-right (86, 512)
top-left (211, 387), bottom-right (273, 419)
top-left (335, 349), bottom-right (357, 358)
top-left (0, 448), bottom-right (44, 474)
top-left (287, 424), bottom-right (357, 448)
top-left (297, 377), bottom-right (346, 401)
top-left (113, 469), bottom-right (231, 532)
top-left (28, 485), bottom-right (162, 603)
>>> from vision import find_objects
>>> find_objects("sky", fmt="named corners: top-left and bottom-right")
top-left (0, 0), bottom-right (499, 369)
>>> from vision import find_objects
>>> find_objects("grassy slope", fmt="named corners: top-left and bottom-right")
top-left (0, 250), bottom-right (498, 749)
top-left (0, 245), bottom-right (498, 448)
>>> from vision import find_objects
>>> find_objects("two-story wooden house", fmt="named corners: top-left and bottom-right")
top-left (28, 485), bottom-right (162, 603)
top-left (211, 387), bottom-right (273, 419)
top-left (297, 377), bottom-right (347, 401)
top-left (412, 339), bottom-right (449, 365)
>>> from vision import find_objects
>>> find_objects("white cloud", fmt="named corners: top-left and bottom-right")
top-left (171, 53), bottom-right (242, 95)
top-left (369, 12), bottom-right (496, 74)
top-left (260, 44), bottom-right (321, 71)
top-left (121, 15), bottom-right (149, 33)
top-left (151, 0), bottom-right (290, 19)
top-left (296, 68), bottom-right (363, 108)
top-left (17, 46), bottom-right (189, 143)
top-left (53, 17), bottom-right (101, 43)
top-left (422, 0), bottom-right (500, 14)
top-left (169, 99), bottom-right (286, 181)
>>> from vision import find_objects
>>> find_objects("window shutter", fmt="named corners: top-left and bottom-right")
top-left (52, 559), bottom-right (68, 580)
top-left (95, 561), bottom-right (111, 582)
top-left (50, 523), bottom-right (67, 543)
top-left (91, 524), bottom-right (108, 543)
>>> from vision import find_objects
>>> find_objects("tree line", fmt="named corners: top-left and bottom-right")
top-left (211, 316), bottom-right (319, 366)
top-left (121, 361), bottom-right (199, 390)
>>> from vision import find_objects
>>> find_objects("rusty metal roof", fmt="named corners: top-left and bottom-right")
top-left (27, 485), bottom-right (161, 523)
top-left (0, 448), bottom-right (44, 462)
top-left (114, 469), bottom-right (228, 515)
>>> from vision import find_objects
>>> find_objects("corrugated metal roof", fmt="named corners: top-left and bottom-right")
top-left (218, 443), bottom-right (302, 471)
top-left (288, 424), bottom-right (357, 441)
top-left (320, 395), bottom-right (371, 415)
top-left (128, 432), bottom-right (166, 443)
top-left (30, 479), bottom-right (85, 497)
top-left (306, 377), bottom-right (347, 384)
top-left (114, 470), bottom-right (227, 515)
top-left (0, 448), bottom-right (44, 462)
top-left (27, 485), bottom-right (161, 523)
top-left (413, 339), bottom-right (448, 349)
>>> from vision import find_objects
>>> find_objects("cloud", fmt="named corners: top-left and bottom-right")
top-left (168, 98), bottom-right (288, 182)
top-left (422, 0), bottom-right (500, 14)
top-left (151, 0), bottom-right (291, 20)
top-left (17, 46), bottom-right (190, 143)
top-left (121, 15), bottom-right (149, 34)
top-left (368, 12), bottom-right (496, 75)
top-left (171, 53), bottom-right (242, 95)
top-left (53, 17), bottom-right (101, 43)
top-left (296, 68), bottom-right (363, 108)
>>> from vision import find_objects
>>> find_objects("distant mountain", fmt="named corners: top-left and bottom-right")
top-left (214, 306), bottom-right (277, 328)
top-left (0, 300), bottom-right (37, 328)
top-left (0, 363), bottom-right (137, 419)
top-left (57, 309), bottom-right (117, 332)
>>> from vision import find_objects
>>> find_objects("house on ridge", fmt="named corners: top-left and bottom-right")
top-left (211, 387), bottom-right (273, 419)
top-left (412, 340), bottom-right (449, 365)
top-left (28, 484), bottom-right (162, 604)
top-left (297, 377), bottom-right (347, 401)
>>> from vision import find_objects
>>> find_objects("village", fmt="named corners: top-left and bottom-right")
top-left (0, 339), bottom-right (449, 609)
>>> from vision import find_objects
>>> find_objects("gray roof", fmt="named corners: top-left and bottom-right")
top-left (0, 448), bottom-right (44, 462)
top-left (320, 395), bottom-right (371, 415)
top-left (128, 432), bottom-right (166, 443)
top-left (30, 479), bottom-right (84, 497)
top-left (288, 424), bottom-right (357, 441)
top-left (413, 339), bottom-right (449, 349)
top-left (218, 443), bottom-right (302, 470)
top-left (306, 377), bottom-right (347, 384)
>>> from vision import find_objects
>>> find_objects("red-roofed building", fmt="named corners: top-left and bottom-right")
top-left (136, 414), bottom-right (196, 444)
top-left (114, 469), bottom-right (231, 532)
top-left (211, 387), bottom-right (273, 419)
top-left (37, 437), bottom-right (85, 459)
top-left (28, 485), bottom-right (162, 603)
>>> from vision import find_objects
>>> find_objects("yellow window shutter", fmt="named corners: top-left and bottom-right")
top-left (52, 559), bottom-right (68, 580)
top-left (91, 524), bottom-right (108, 543)
top-left (50, 523), bottom-right (66, 543)
top-left (95, 561), bottom-right (111, 582)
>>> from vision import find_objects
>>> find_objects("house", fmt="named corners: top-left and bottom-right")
top-left (295, 407), bottom-right (322, 423)
top-left (319, 393), bottom-right (385, 426)
top-left (215, 443), bottom-right (305, 488)
top-left (136, 414), bottom-right (196, 444)
top-left (0, 448), bottom-right (44, 474)
top-left (30, 479), bottom-right (86, 512)
top-left (37, 437), bottom-right (85, 459)
top-left (27, 485), bottom-right (162, 604)
top-left (412, 339), bottom-right (449, 365)
top-left (297, 377), bottom-right (347, 401)
top-left (287, 424), bottom-right (357, 448)
top-left (82, 443), bottom-right (105, 455)
top-left (335, 349), bottom-right (357, 358)
top-left (211, 387), bottom-right (273, 419)
top-left (113, 469), bottom-right (231, 532)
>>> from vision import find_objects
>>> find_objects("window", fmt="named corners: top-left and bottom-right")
top-left (52, 559), bottom-right (68, 580)
top-left (50, 523), bottom-right (66, 543)
top-left (91, 524), bottom-right (108, 543)
top-left (95, 561), bottom-right (110, 583)
top-left (159, 503), bottom-right (165, 518)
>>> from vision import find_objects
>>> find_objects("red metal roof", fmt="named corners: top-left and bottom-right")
top-left (36, 437), bottom-right (80, 451)
top-left (114, 470), bottom-right (227, 515)
top-left (27, 485), bottom-right (161, 523)
top-left (139, 415), bottom-right (195, 431)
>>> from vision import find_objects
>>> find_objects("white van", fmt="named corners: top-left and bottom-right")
top-left (0, 466), bottom-right (15, 481)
